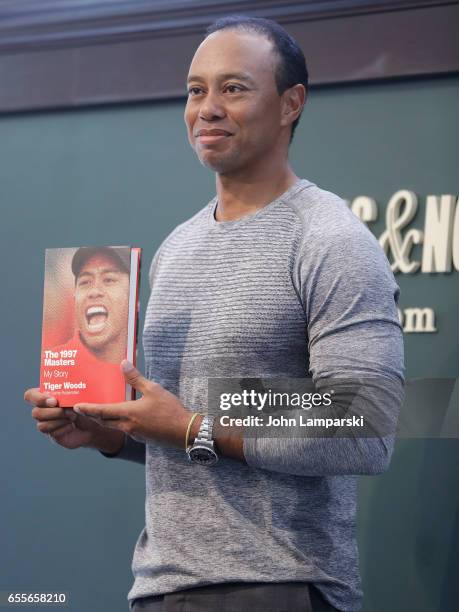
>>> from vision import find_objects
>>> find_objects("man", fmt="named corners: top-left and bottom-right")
top-left (25, 16), bottom-right (404, 612)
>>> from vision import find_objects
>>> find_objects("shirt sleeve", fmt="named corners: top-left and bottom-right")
top-left (243, 207), bottom-right (405, 476)
top-left (99, 433), bottom-right (146, 465)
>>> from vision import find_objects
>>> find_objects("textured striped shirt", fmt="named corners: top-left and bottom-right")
top-left (104, 178), bottom-right (404, 611)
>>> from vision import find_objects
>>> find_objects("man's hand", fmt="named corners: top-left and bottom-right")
top-left (24, 388), bottom-right (124, 453)
top-left (73, 361), bottom-right (192, 449)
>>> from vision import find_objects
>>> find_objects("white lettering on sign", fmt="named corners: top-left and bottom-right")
top-left (350, 190), bottom-right (459, 274)
top-left (453, 203), bottom-right (459, 270)
top-left (378, 190), bottom-right (423, 273)
top-left (422, 195), bottom-right (456, 273)
top-left (350, 196), bottom-right (378, 223)
top-left (398, 307), bottom-right (437, 333)
top-left (348, 190), bottom-right (458, 334)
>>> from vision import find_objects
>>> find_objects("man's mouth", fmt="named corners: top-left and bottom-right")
top-left (195, 129), bottom-right (232, 145)
top-left (85, 305), bottom-right (108, 332)
top-left (196, 129), bottom-right (232, 137)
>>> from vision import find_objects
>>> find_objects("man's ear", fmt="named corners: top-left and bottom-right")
top-left (280, 84), bottom-right (306, 128)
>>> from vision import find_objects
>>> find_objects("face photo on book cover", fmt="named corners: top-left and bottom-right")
top-left (74, 249), bottom-right (130, 364)
top-left (43, 246), bottom-right (130, 364)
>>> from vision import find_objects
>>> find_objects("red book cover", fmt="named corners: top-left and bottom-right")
top-left (39, 246), bottom-right (141, 407)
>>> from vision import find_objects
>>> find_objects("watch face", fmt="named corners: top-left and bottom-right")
top-left (188, 445), bottom-right (218, 466)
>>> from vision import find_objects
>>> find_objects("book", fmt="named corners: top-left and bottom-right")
top-left (39, 246), bottom-right (141, 407)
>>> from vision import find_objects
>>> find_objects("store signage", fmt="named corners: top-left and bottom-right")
top-left (350, 190), bottom-right (459, 333)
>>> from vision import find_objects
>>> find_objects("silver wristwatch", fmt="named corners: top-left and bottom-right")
top-left (186, 415), bottom-right (218, 466)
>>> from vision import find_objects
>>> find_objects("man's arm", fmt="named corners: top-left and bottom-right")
top-left (96, 432), bottom-right (146, 465)
top-left (216, 211), bottom-right (404, 475)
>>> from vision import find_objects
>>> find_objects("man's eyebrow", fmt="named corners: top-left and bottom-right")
top-left (78, 267), bottom-right (122, 278)
top-left (187, 72), bottom-right (255, 85)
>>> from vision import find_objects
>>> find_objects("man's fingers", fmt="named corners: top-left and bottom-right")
top-left (24, 387), bottom-right (41, 404)
top-left (52, 422), bottom-right (76, 438)
top-left (37, 419), bottom-right (72, 433)
top-left (24, 388), bottom-right (59, 408)
top-left (121, 361), bottom-right (152, 394)
top-left (95, 419), bottom-right (126, 430)
top-left (32, 407), bottom-right (76, 421)
top-left (74, 402), bottom-right (128, 420)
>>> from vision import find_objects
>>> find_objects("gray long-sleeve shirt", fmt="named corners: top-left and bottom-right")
top-left (101, 179), bottom-right (404, 611)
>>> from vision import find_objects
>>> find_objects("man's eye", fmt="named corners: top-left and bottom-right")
top-left (104, 277), bottom-right (117, 284)
top-left (224, 84), bottom-right (244, 93)
top-left (77, 279), bottom-right (89, 287)
top-left (188, 87), bottom-right (203, 96)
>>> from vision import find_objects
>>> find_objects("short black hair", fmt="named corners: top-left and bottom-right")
top-left (206, 15), bottom-right (308, 142)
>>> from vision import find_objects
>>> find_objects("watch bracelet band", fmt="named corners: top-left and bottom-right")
top-left (195, 415), bottom-right (215, 443)
top-left (187, 414), bottom-right (219, 466)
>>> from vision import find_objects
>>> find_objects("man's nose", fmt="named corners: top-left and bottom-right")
top-left (198, 90), bottom-right (226, 121)
top-left (88, 279), bottom-right (104, 297)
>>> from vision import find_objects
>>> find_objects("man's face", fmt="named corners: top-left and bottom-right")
top-left (184, 29), bottom-right (285, 175)
top-left (74, 253), bottom-right (129, 354)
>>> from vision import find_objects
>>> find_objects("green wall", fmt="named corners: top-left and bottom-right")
top-left (1, 75), bottom-right (458, 611)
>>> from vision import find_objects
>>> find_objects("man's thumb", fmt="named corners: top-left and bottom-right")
top-left (121, 360), bottom-right (147, 392)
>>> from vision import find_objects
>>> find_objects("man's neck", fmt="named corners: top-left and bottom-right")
top-left (214, 165), bottom-right (300, 222)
